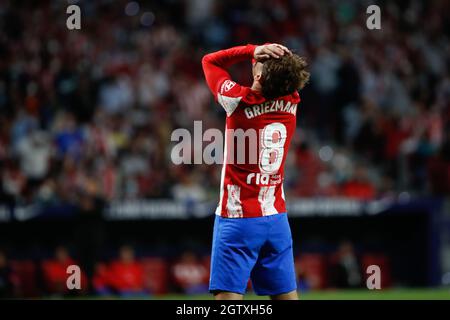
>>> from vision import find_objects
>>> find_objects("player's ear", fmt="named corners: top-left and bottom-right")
top-left (254, 73), bottom-right (262, 82)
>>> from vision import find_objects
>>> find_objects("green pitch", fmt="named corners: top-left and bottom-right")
top-left (152, 289), bottom-right (450, 300)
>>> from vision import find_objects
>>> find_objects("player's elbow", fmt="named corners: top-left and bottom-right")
top-left (201, 55), bottom-right (213, 75)
top-left (201, 54), bottom-right (209, 66)
top-left (201, 53), bottom-right (214, 67)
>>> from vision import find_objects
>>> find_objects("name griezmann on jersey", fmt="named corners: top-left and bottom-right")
top-left (244, 100), bottom-right (298, 119)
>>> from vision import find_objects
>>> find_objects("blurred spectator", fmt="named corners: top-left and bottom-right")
top-left (98, 75), bottom-right (134, 115)
top-left (172, 251), bottom-right (208, 294)
top-left (294, 142), bottom-right (324, 197)
top-left (54, 113), bottom-right (84, 160)
top-left (427, 132), bottom-right (450, 195)
top-left (329, 242), bottom-right (362, 289)
top-left (107, 245), bottom-right (146, 297)
top-left (16, 130), bottom-right (52, 180)
top-left (41, 246), bottom-right (87, 296)
top-left (340, 166), bottom-right (376, 200)
top-left (92, 263), bottom-right (112, 296)
top-left (171, 172), bottom-right (207, 203)
top-left (1, 160), bottom-right (26, 204)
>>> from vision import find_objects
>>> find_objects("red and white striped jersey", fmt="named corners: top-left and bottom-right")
top-left (202, 45), bottom-right (300, 218)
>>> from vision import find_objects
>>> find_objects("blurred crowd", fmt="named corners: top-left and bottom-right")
top-left (0, 242), bottom-right (384, 297)
top-left (0, 246), bottom-right (210, 297)
top-left (0, 0), bottom-right (449, 209)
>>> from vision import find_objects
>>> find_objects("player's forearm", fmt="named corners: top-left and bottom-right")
top-left (202, 44), bottom-right (256, 95)
top-left (202, 44), bottom-right (256, 68)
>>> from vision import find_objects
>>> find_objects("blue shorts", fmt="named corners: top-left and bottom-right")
top-left (209, 213), bottom-right (297, 296)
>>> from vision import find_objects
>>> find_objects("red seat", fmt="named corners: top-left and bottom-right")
top-left (9, 260), bottom-right (38, 298)
top-left (202, 256), bottom-right (211, 276)
top-left (295, 254), bottom-right (328, 289)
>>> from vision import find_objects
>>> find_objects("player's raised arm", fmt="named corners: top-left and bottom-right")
top-left (201, 44), bottom-right (256, 98)
top-left (202, 44), bottom-right (292, 116)
top-left (201, 43), bottom-right (291, 98)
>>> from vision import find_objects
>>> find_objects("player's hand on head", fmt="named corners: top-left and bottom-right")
top-left (254, 43), bottom-right (292, 62)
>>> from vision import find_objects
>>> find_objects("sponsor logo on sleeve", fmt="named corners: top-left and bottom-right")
top-left (221, 80), bottom-right (236, 93)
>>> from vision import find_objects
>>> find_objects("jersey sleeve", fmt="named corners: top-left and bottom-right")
top-left (202, 44), bottom-right (256, 116)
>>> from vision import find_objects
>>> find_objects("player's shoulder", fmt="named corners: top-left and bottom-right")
top-left (217, 79), bottom-right (301, 116)
top-left (217, 79), bottom-right (262, 116)
top-left (218, 79), bottom-right (255, 101)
